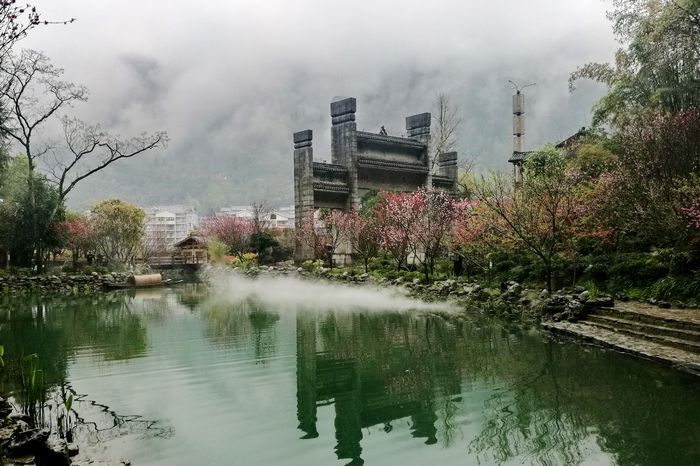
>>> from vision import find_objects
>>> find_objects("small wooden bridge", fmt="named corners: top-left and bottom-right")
top-left (147, 235), bottom-right (208, 270)
top-left (146, 255), bottom-right (204, 270)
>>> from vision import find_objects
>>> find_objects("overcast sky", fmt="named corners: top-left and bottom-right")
top-left (23, 0), bottom-right (618, 210)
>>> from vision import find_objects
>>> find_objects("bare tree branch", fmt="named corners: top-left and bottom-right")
top-left (58, 116), bottom-right (168, 199)
top-left (430, 92), bottom-right (462, 173)
top-left (0, 4), bottom-right (75, 66)
top-left (0, 49), bottom-right (87, 167)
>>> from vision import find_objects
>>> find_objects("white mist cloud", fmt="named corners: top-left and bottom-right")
top-left (207, 273), bottom-right (457, 313)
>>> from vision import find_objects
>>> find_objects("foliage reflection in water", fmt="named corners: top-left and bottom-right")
top-left (0, 292), bottom-right (170, 451)
top-left (0, 282), bottom-right (699, 465)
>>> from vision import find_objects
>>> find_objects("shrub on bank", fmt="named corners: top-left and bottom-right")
top-left (447, 248), bottom-right (700, 303)
top-left (606, 252), bottom-right (669, 285)
top-left (647, 276), bottom-right (700, 302)
top-left (301, 259), bottom-right (324, 273)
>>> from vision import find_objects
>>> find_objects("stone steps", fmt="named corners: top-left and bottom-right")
top-left (543, 305), bottom-right (700, 375)
top-left (596, 306), bottom-right (700, 333)
top-left (584, 317), bottom-right (700, 354)
top-left (588, 312), bottom-right (700, 342)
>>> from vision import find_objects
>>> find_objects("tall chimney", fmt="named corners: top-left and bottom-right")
top-left (513, 90), bottom-right (525, 153)
top-left (512, 90), bottom-right (525, 183)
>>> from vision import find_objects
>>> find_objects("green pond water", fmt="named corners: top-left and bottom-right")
top-left (1, 279), bottom-right (699, 466)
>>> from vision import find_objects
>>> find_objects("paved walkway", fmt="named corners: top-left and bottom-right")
top-left (614, 302), bottom-right (700, 326)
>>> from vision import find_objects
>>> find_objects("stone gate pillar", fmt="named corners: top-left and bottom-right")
top-left (331, 98), bottom-right (359, 210)
top-left (406, 113), bottom-right (432, 189)
top-left (438, 152), bottom-right (458, 192)
top-left (294, 129), bottom-right (315, 263)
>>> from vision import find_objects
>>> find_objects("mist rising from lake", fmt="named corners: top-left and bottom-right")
top-left (206, 272), bottom-right (457, 313)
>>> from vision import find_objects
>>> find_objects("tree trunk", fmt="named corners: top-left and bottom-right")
top-left (27, 169), bottom-right (40, 274)
top-left (35, 243), bottom-right (43, 274)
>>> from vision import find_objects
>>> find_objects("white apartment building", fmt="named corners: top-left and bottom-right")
top-left (144, 205), bottom-right (199, 248)
top-left (217, 205), bottom-right (295, 229)
top-left (218, 205), bottom-right (254, 220)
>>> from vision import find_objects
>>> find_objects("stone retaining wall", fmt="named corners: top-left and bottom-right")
top-left (0, 273), bottom-right (130, 296)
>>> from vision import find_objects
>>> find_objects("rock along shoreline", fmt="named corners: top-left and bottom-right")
top-left (0, 272), bottom-right (131, 296)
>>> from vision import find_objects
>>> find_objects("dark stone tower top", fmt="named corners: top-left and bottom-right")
top-left (438, 151), bottom-right (458, 178)
top-left (331, 98), bottom-right (357, 125)
top-left (438, 151), bottom-right (458, 165)
top-left (406, 112), bottom-right (431, 138)
top-left (293, 129), bottom-right (313, 148)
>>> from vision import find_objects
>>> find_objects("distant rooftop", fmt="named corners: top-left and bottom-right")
top-left (508, 151), bottom-right (533, 163)
top-left (555, 127), bottom-right (589, 149)
top-left (509, 127), bottom-right (589, 165)
top-left (145, 205), bottom-right (197, 214)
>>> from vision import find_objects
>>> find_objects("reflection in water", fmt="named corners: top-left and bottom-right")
top-left (295, 312), bottom-right (487, 464)
top-left (175, 282), bottom-right (208, 310)
top-left (468, 342), bottom-right (590, 465)
top-left (201, 295), bottom-right (280, 362)
top-left (0, 293), bottom-right (148, 393)
top-left (295, 310), bottom-right (700, 466)
top-left (0, 285), bottom-right (700, 466)
top-left (0, 292), bottom-right (169, 457)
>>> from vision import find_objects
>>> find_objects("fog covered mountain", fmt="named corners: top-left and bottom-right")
top-left (22, 0), bottom-right (616, 212)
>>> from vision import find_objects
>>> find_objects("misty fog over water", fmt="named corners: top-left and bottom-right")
top-left (206, 273), bottom-right (459, 313)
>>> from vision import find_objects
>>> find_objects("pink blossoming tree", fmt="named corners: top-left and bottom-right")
top-left (201, 215), bottom-right (254, 257)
